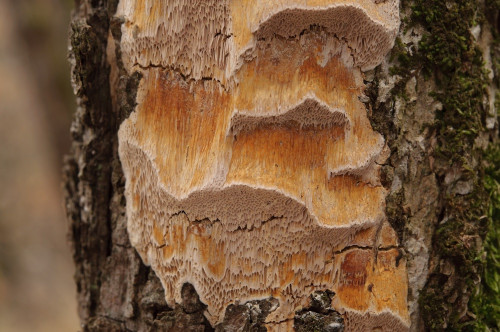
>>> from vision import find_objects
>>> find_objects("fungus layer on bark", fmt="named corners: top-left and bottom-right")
top-left (117, 0), bottom-right (409, 330)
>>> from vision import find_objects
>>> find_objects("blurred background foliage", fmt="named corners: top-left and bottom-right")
top-left (0, 0), bottom-right (79, 330)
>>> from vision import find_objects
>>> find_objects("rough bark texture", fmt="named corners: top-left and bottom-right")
top-left (64, 0), bottom-right (499, 331)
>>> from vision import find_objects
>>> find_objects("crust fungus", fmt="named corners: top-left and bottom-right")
top-left (117, 0), bottom-right (409, 330)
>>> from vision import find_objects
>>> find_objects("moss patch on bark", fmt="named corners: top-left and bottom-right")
top-left (468, 144), bottom-right (500, 331)
top-left (390, 0), bottom-right (499, 330)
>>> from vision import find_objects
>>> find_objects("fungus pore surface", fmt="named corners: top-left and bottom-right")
top-left (117, 0), bottom-right (409, 330)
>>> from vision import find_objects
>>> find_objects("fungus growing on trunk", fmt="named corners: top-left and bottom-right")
top-left (117, 0), bottom-right (409, 330)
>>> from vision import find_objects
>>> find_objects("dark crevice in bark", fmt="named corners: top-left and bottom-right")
top-left (67, 3), bottom-right (114, 319)
top-left (215, 297), bottom-right (279, 332)
top-left (364, 79), bottom-right (408, 243)
top-left (294, 290), bottom-right (344, 332)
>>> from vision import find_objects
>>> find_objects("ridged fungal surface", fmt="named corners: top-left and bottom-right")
top-left (117, 0), bottom-right (409, 330)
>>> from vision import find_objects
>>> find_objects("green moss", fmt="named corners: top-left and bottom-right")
top-left (467, 144), bottom-right (500, 331)
top-left (389, 0), bottom-right (498, 330)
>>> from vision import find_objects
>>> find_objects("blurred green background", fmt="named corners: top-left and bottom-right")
top-left (0, 0), bottom-right (79, 330)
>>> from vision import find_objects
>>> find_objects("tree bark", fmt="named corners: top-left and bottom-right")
top-left (64, 0), bottom-right (499, 331)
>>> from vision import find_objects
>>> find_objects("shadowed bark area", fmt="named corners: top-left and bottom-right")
top-left (64, 1), bottom-right (171, 330)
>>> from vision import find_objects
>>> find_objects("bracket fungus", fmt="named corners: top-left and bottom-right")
top-left (117, 0), bottom-right (409, 330)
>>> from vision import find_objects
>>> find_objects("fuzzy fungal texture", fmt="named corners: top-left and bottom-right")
top-left (117, 0), bottom-right (408, 330)
top-left (117, 0), bottom-right (400, 81)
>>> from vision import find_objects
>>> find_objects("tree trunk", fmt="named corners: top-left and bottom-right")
top-left (64, 0), bottom-right (499, 331)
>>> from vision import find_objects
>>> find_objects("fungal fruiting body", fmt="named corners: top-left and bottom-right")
top-left (117, 0), bottom-right (409, 330)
